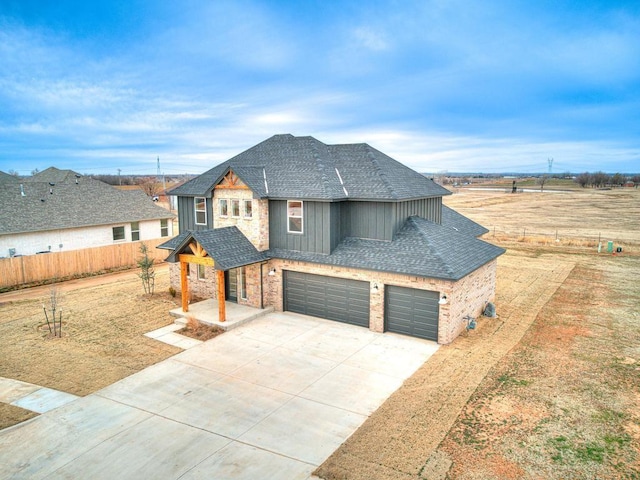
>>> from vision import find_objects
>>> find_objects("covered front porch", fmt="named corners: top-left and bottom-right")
top-left (162, 227), bottom-right (270, 323)
top-left (169, 298), bottom-right (274, 331)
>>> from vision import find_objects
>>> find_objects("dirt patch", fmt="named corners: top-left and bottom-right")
top-left (0, 404), bottom-right (37, 430)
top-left (0, 267), bottom-right (181, 429)
top-left (439, 257), bottom-right (640, 479)
top-left (178, 317), bottom-right (224, 341)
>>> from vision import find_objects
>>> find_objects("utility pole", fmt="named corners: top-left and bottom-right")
top-left (548, 158), bottom-right (554, 175)
top-left (117, 168), bottom-right (121, 185)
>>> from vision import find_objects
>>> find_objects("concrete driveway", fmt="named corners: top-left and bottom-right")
top-left (0, 312), bottom-right (438, 479)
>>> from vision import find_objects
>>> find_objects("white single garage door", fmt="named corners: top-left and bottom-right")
top-left (283, 271), bottom-right (370, 327)
top-left (385, 285), bottom-right (439, 341)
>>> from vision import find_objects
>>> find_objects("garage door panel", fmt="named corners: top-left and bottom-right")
top-left (284, 271), bottom-right (370, 328)
top-left (385, 285), bottom-right (439, 341)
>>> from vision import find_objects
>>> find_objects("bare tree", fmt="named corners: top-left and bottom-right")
top-left (575, 172), bottom-right (590, 188)
top-left (137, 177), bottom-right (163, 197)
top-left (610, 173), bottom-right (625, 187)
top-left (42, 286), bottom-right (63, 337)
top-left (537, 174), bottom-right (550, 192)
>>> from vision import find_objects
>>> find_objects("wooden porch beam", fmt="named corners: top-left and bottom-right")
top-left (180, 260), bottom-right (189, 312)
top-left (178, 254), bottom-right (214, 266)
top-left (217, 269), bottom-right (226, 322)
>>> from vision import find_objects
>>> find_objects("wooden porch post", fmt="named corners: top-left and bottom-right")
top-left (217, 269), bottom-right (226, 322)
top-left (180, 260), bottom-right (189, 312)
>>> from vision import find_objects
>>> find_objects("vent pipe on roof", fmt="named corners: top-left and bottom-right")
top-left (20, 184), bottom-right (25, 196)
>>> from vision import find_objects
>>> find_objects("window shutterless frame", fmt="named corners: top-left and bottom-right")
top-left (195, 197), bottom-right (207, 225)
top-left (219, 199), bottom-right (228, 217)
top-left (287, 200), bottom-right (303, 234)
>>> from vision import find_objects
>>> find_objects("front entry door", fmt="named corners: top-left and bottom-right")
top-left (225, 269), bottom-right (238, 302)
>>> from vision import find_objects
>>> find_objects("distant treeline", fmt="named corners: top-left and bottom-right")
top-left (574, 172), bottom-right (639, 188)
top-left (90, 174), bottom-right (194, 186)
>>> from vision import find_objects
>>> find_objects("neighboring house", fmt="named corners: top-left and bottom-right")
top-left (0, 167), bottom-right (175, 257)
top-left (161, 134), bottom-right (504, 344)
top-left (0, 171), bottom-right (20, 184)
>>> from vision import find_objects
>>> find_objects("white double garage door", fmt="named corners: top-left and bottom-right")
top-left (283, 271), bottom-right (439, 341)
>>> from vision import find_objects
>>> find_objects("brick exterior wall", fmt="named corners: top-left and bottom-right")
top-left (262, 258), bottom-right (497, 344)
top-left (213, 184), bottom-right (269, 251)
top-left (170, 258), bottom-right (498, 344)
top-left (446, 259), bottom-right (498, 343)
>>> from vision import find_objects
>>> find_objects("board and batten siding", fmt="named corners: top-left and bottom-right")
top-left (341, 201), bottom-right (393, 241)
top-left (269, 200), bottom-right (333, 254)
top-left (177, 196), bottom-right (213, 232)
top-left (392, 197), bottom-right (442, 234)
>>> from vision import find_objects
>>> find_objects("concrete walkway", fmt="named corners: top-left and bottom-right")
top-left (0, 377), bottom-right (78, 414)
top-left (0, 312), bottom-right (438, 480)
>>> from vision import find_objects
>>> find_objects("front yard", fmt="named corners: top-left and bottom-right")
top-left (0, 268), bottom-right (180, 429)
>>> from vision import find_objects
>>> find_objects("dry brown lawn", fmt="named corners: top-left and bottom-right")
top-left (316, 187), bottom-right (639, 479)
top-left (0, 267), bottom-right (181, 430)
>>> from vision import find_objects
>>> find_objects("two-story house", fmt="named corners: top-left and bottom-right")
top-left (161, 134), bottom-right (504, 344)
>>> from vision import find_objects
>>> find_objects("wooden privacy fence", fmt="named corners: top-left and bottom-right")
top-left (0, 239), bottom-right (170, 289)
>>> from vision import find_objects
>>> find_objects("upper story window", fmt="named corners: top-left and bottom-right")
top-left (112, 226), bottom-right (125, 241)
top-left (160, 219), bottom-right (169, 237)
top-left (287, 200), bottom-right (303, 234)
top-left (231, 199), bottom-right (240, 218)
top-left (243, 199), bottom-right (253, 218)
top-left (195, 197), bottom-right (207, 225)
top-left (131, 222), bottom-right (140, 241)
top-left (219, 199), bottom-right (228, 217)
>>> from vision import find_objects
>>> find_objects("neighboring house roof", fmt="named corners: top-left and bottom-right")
top-left (164, 227), bottom-right (268, 270)
top-left (268, 216), bottom-right (505, 281)
top-left (0, 171), bottom-right (20, 184)
top-left (0, 167), bottom-right (174, 235)
top-left (441, 205), bottom-right (489, 237)
top-left (168, 134), bottom-right (450, 201)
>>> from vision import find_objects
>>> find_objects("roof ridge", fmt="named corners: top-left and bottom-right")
top-left (365, 145), bottom-right (398, 200)
top-left (405, 216), bottom-right (455, 276)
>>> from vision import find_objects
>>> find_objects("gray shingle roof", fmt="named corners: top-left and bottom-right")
top-left (441, 205), bottom-right (489, 237)
top-left (165, 227), bottom-right (268, 270)
top-left (0, 171), bottom-right (20, 184)
top-left (268, 216), bottom-right (504, 281)
top-left (168, 134), bottom-right (450, 201)
top-left (0, 168), bottom-right (174, 235)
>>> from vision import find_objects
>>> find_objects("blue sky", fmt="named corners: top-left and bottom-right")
top-left (1, 0), bottom-right (638, 175)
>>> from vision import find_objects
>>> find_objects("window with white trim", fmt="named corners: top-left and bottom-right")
top-left (287, 200), bottom-right (303, 233)
top-left (219, 199), bottom-right (228, 217)
top-left (243, 199), bottom-right (253, 218)
top-left (195, 197), bottom-right (207, 225)
top-left (197, 264), bottom-right (206, 280)
top-left (160, 219), bottom-right (169, 237)
top-left (131, 222), bottom-right (140, 241)
top-left (231, 199), bottom-right (240, 218)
